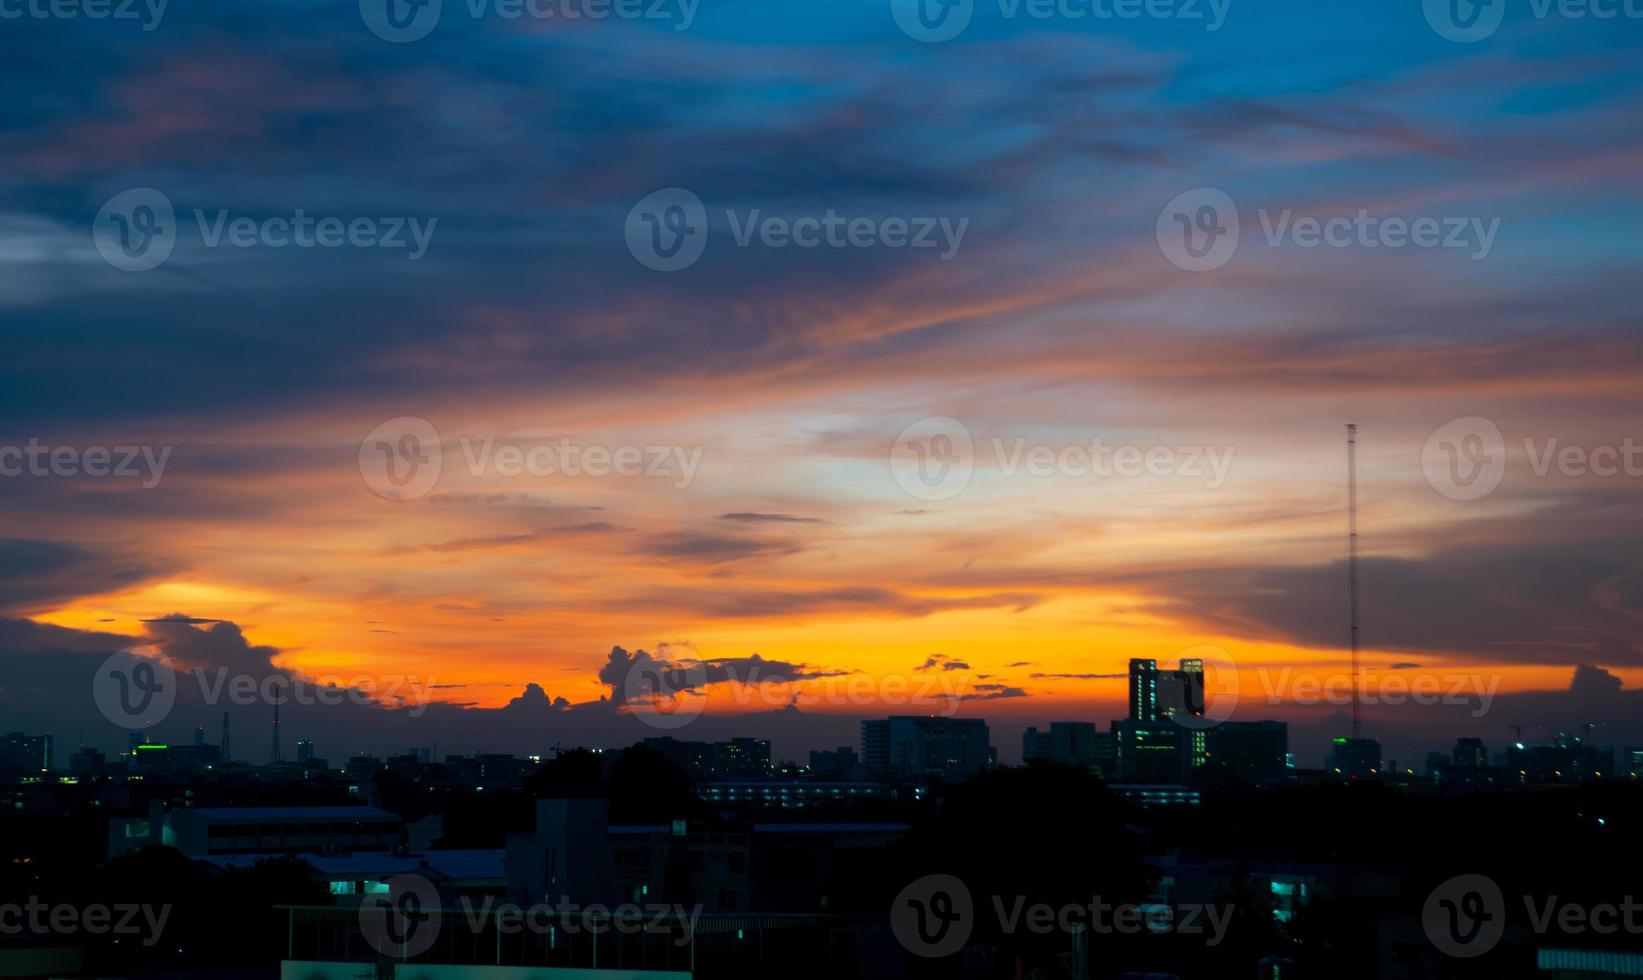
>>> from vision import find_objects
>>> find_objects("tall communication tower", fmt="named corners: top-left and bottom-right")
top-left (270, 679), bottom-right (282, 764)
top-left (1347, 424), bottom-right (1361, 740)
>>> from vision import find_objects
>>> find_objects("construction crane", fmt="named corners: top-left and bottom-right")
top-left (1347, 424), bottom-right (1361, 740)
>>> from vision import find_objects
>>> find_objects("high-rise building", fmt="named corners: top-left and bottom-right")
top-left (860, 720), bottom-right (889, 774)
top-left (1176, 658), bottom-right (1205, 717)
top-left (194, 725), bottom-right (207, 747)
top-left (1022, 722), bottom-right (1100, 769)
top-left (1452, 737), bottom-right (1487, 769)
top-left (1113, 720), bottom-right (1189, 783)
top-left (69, 747), bottom-right (108, 777)
top-left (1329, 737), bottom-right (1381, 778)
top-left (1129, 659), bottom-right (1159, 722)
top-left (807, 747), bottom-right (859, 780)
top-left (710, 738), bottom-right (771, 779)
top-left (1157, 659), bottom-right (1206, 721)
top-left (296, 739), bottom-right (315, 764)
top-left (0, 732), bottom-right (51, 773)
top-left (1506, 733), bottom-right (1612, 782)
top-left (1206, 721), bottom-right (1289, 781)
top-left (861, 717), bottom-right (991, 780)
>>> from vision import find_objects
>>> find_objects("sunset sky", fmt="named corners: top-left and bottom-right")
top-left (2, 0), bottom-right (1642, 761)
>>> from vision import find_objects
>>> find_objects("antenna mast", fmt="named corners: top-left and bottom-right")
top-left (1347, 424), bottom-right (1361, 740)
top-left (271, 679), bottom-right (282, 764)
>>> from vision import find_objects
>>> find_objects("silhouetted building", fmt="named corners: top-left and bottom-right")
top-left (1206, 721), bottom-right (1289, 781)
top-left (1329, 737), bottom-right (1381, 778)
top-left (711, 738), bottom-right (771, 779)
top-left (0, 732), bottom-right (51, 774)
top-left (130, 740), bottom-right (221, 776)
top-left (1453, 737), bottom-right (1487, 768)
top-left (807, 746), bottom-right (859, 779)
top-left (1157, 658), bottom-right (1205, 719)
top-left (69, 746), bottom-right (108, 778)
top-left (642, 736), bottom-right (771, 779)
top-left (1114, 719), bottom-right (1190, 783)
top-left (697, 781), bottom-right (887, 808)
top-left (167, 806), bottom-right (402, 858)
top-left (1506, 733), bottom-right (1612, 782)
top-left (1022, 722), bottom-right (1102, 769)
top-left (861, 716), bottom-right (990, 779)
top-left (296, 739), bottom-right (314, 764)
top-left (507, 797), bottom-right (616, 905)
